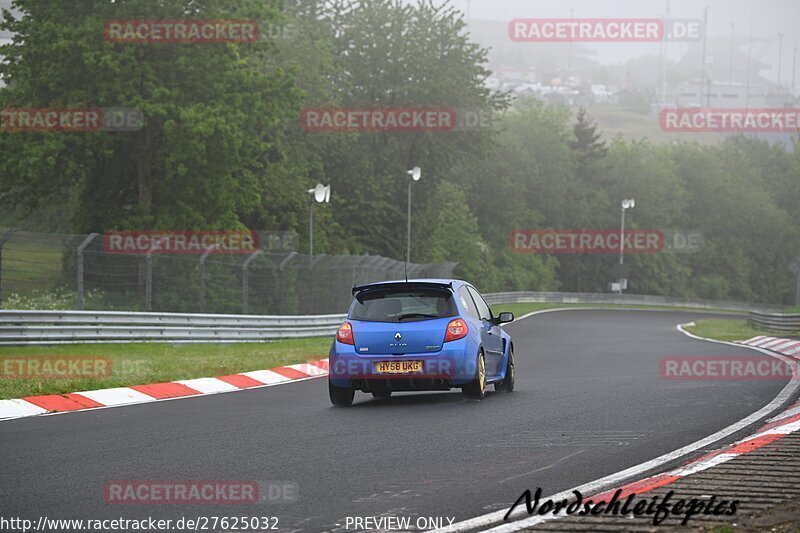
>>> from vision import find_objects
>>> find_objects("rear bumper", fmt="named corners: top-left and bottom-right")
top-left (354, 376), bottom-right (453, 393)
top-left (329, 338), bottom-right (476, 388)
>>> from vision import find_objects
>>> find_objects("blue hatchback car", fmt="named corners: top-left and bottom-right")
top-left (328, 279), bottom-right (515, 406)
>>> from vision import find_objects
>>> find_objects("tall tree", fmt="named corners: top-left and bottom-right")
top-left (0, 0), bottom-right (299, 232)
top-left (569, 107), bottom-right (608, 177)
top-left (304, 0), bottom-right (507, 257)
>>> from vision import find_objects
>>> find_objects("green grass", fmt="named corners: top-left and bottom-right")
top-left (588, 105), bottom-right (728, 145)
top-left (685, 319), bottom-right (774, 343)
top-left (0, 338), bottom-right (331, 399)
top-left (0, 226), bottom-right (65, 296)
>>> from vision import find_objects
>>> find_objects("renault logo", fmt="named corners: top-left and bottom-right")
top-left (394, 332), bottom-right (402, 341)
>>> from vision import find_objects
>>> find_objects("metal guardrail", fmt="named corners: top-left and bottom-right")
top-left (0, 291), bottom-right (786, 345)
top-left (482, 291), bottom-right (779, 314)
top-left (748, 311), bottom-right (800, 334)
top-left (0, 310), bottom-right (345, 345)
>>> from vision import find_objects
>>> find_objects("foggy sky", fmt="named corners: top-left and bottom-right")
top-left (448, 0), bottom-right (799, 85)
top-left (1, 0), bottom-right (798, 87)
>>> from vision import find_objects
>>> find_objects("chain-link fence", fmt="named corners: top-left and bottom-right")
top-left (0, 228), bottom-right (457, 314)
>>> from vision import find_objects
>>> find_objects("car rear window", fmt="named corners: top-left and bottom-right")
top-left (349, 288), bottom-right (457, 322)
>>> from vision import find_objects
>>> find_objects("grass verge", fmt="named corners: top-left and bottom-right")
top-left (684, 319), bottom-right (777, 343)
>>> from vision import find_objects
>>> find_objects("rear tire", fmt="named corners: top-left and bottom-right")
top-left (329, 380), bottom-right (355, 407)
top-left (494, 346), bottom-right (515, 393)
top-left (462, 351), bottom-right (486, 400)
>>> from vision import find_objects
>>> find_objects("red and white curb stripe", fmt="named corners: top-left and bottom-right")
top-left (739, 335), bottom-right (800, 357)
top-left (464, 402), bottom-right (800, 533)
top-left (576, 398), bottom-right (800, 505)
top-left (0, 359), bottom-right (329, 421)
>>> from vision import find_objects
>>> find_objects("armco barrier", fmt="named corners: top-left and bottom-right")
top-left (481, 291), bottom-right (778, 314)
top-left (0, 292), bottom-right (782, 345)
top-left (0, 310), bottom-right (345, 345)
top-left (748, 311), bottom-right (800, 334)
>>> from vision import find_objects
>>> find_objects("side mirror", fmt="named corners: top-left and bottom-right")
top-left (496, 312), bottom-right (514, 324)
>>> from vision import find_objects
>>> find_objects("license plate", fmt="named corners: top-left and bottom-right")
top-left (375, 360), bottom-right (423, 374)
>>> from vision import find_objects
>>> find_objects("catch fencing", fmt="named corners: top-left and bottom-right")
top-left (0, 228), bottom-right (456, 315)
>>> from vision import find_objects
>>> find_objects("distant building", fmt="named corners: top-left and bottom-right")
top-left (0, 3), bottom-right (12, 87)
top-left (673, 81), bottom-right (788, 108)
top-left (492, 67), bottom-right (537, 85)
top-left (590, 84), bottom-right (613, 104)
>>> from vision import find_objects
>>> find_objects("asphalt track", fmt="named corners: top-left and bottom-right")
top-left (0, 309), bottom-right (791, 532)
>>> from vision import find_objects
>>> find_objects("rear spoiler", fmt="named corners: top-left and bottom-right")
top-left (352, 281), bottom-right (454, 296)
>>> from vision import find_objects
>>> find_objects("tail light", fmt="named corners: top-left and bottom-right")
top-left (337, 322), bottom-right (354, 345)
top-left (444, 318), bottom-right (468, 343)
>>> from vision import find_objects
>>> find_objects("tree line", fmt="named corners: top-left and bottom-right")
top-left (0, 0), bottom-right (798, 304)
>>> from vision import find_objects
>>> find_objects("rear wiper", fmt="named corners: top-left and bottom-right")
top-left (396, 313), bottom-right (439, 321)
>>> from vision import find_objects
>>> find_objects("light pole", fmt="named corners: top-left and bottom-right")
top-left (306, 183), bottom-right (330, 314)
top-left (307, 183), bottom-right (331, 264)
top-left (699, 6), bottom-right (708, 106)
top-left (406, 167), bottom-right (421, 263)
top-left (778, 33), bottom-right (785, 91)
top-left (745, 20), bottom-right (753, 108)
top-left (660, 0), bottom-right (670, 105)
top-left (792, 46), bottom-right (797, 101)
top-left (728, 23), bottom-right (735, 84)
top-left (618, 198), bottom-right (635, 294)
top-left (567, 8), bottom-right (574, 76)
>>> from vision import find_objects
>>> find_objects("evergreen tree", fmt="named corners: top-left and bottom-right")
top-left (569, 107), bottom-right (608, 178)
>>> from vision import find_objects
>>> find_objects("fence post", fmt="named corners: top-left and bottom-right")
top-left (0, 227), bottom-right (17, 307)
top-left (351, 255), bottom-right (370, 287)
top-left (309, 253), bottom-right (327, 314)
top-left (790, 256), bottom-right (800, 305)
top-left (797, 275), bottom-right (800, 307)
top-left (76, 233), bottom-right (98, 310)
top-left (278, 251), bottom-right (297, 314)
top-left (145, 251), bottom-right (154, 311)
top-left (374, 256), bottom-right (393, 281)
top-left (242, 250), bottom-right (262, 314)
top-left (199, 246), bottom-right (216, 313)
top-left (144, 236), bottom-right (169, 312)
